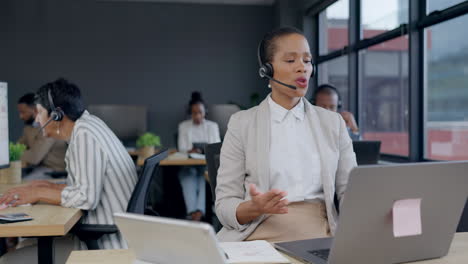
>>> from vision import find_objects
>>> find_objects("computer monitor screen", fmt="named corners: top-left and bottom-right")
top-left (88, 104), bottom-right (147, 146)
top-left (0, 82), bottom-right (9, 169)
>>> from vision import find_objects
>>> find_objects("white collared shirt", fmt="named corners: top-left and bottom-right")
top-left (178, 119), bottom-right (221, 153)
top-left (268, 96), bottom-right (324, 202)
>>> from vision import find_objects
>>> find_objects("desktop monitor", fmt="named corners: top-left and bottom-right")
top-left (0, 82), bottom-right (9, 169)
top-left (88, 104), bottom-right (147, 146)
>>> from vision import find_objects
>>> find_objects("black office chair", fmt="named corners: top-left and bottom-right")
top-left (353, 140), bottom-right (381, 165)
top-left (44, 171), bottom-right (68, 178)
top-left (205, 143), bottom-right (222, 203)
top-left (205, 142), bottom-right (222, 231)
top-left (72, 149), bottom-right (169, 250)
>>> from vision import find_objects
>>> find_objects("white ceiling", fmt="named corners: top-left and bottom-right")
top-left (98, 0), bottom-right (275, 5)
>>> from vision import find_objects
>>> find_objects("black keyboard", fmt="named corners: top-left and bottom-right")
top-left (308, 249), bottom-right (330, 260)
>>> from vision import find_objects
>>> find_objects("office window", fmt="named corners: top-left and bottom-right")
top-left (425, 15), bottom-right (468, 160)
top-left (317, 56), bottom-right (349, 110)
top-left (361, 0), bottom-right (408, 39)
top-left (359, 36), bottom-right (409, 156)
top-left (319, 0), bottom-right (349, 55)
top-left (427, 0), bottom-right (466, 14)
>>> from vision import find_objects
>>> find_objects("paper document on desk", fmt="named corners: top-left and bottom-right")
top-left (166, 152), bottom-right (188, 160)
top-left (220, 240), bottom-right (290, 263)
top-left (188, 153), bottom-right (205, 160)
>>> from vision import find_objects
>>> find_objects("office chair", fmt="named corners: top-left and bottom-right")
top-left (352, 140), bottom-right (381, 165)
top-left (208, 104), bottom-right (241, 139)
top-left (44, 171), bottom-right (68, 178)
top-left (205, 143), bottom-right (222, 203)
top-left (72, 149), bottom-right (169, 250)
top-left (205, 142), bottom-right (222, 232)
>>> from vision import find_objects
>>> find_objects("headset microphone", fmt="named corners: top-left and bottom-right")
top-left (36, 117), bottom-right (54, 136)
top-left (39, 118), bottom-right (54, 132)
top-left (259, 68), bottom-right (297, 90)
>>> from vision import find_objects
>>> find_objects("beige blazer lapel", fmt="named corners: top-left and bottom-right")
top-left (255, 98), bottom-right (271, 192)
top-left (305, 100), bottom-right (339, 233)
top-left (305, 103), bottom-right (335, 198)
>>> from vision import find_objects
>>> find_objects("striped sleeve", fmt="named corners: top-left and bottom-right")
top-left (61, 131), bottom-right (107, 210)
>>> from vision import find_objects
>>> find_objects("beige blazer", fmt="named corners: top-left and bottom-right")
top-left (18, 125), bottom-right (67, 171)
top-left (215, 96), bottom-right (357, 242)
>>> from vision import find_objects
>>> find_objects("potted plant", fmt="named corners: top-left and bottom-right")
top-left (0, 142), bottom-right (26, 184)
top-left (136, 132), bottom-right (161, 163)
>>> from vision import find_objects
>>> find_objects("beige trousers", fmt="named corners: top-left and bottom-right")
top-left (245, 201), bottom-right (331, 243)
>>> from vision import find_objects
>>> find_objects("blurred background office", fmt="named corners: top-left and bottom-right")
top-left (2, 0), bottom-right (467, 162)
top-left (0, 0), bottom-right (468, 257)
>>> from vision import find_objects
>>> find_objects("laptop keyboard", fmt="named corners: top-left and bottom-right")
top-left (307, 249), bottom-right (330, 260)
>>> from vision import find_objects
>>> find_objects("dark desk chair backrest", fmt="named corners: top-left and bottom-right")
top-left (127, 149), bottom-right (168, 214)
top-left (74, 149), bottom-right (168, 250)
top-left (352, 140), bottom-right (381, 165)
top-left (205, 142), bottom-right (222, 203)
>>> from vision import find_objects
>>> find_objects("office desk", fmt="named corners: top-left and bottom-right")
top-left (66, 233), bottom-right (468, 264)
top-left (159, 158), bottom-right (206, 166)
top-left (0, 184), bottom-right (82, 264)
top-left (137, 157), bottom-right (206, 167)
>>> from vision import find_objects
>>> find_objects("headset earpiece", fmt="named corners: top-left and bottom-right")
top-left (48, 88), bottom-right (64, 121)
top-left (50, 107), bottom-right (64, 121)
top-left (259, 62), bottom-right (274, 79)
top-left (258, 39), bottom-right (273, 79)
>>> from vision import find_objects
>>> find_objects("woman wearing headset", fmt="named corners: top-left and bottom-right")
top-left (312, 84), bottom-right (360, 140)
top-left (215, 27), bottom-right (357, 242)
top-left (178, 92), bottom-right (220, 221)
top-left (0, 78), bottom-right (137, 263)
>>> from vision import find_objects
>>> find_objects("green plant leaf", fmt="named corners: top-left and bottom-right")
top-left (136, 132), bottom-right (161, 148)
top-left (9, 142), bottom-right (27, 162)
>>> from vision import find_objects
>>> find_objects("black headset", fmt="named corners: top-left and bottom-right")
top-left (257, 38), bottom-right (315, 82)
top-left (311, 84), bottom-right (343, 110)
top-left (48, 88), bottom-right (65, 121)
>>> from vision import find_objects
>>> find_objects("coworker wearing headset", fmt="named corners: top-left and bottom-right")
top-left (17, 93), bottom-right (67, 178)
top-left (311, 84), bottom-right (360, 140)
top-left (215, 27), bottom-right (357, 242)
top-left (178, 92), bottom-right (221, 221)
top-left (0, 78), bottom-right (138, 263)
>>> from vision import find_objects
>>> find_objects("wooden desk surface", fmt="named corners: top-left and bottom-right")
top-left (0, 184), bottom-right (82, 237)
top-left (132, 148), bottom-right (206, 167)
top-left (159, 158), bottom-right (206, 166)
top-left (66, 233), bottom-right (468, 264)
top-left (137, 157), bottom-right (206, 167)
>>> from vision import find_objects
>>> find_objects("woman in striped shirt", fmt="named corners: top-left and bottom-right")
top-left (0, 78), bottom-right (138, 263)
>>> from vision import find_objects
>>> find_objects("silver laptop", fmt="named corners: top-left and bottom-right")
top-left (275, 161), bottom-right (468, 264)
top-left (114, 212), bottom-right (228, 264)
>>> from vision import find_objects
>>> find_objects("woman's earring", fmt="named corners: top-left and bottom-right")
top-left (57, 122), bottom-right (60, 135)
top-left (268, 84), bottom-right (272, 89)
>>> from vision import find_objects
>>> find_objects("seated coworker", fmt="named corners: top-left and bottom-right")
top-left (178, 92), bottom-right (221, 221)
top-left (0, 79), bottom-right (138, 263)
top-left (17, 93), bottom-right (67, 178)
top-left (215, 27), bottom-right (357, 242)
top-left (312, 84), bottom-right (360, 140)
